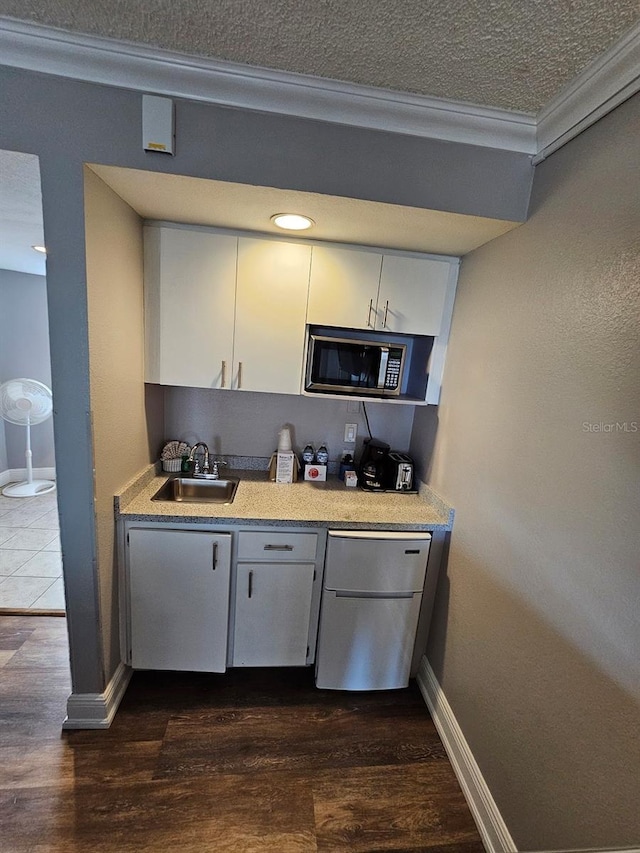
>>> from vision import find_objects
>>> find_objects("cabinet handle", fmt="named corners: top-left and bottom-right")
top-left (237, 361), bottom-right (243, 390)
top-left (221, 361), bottom-right (227, 388)
top-left (382, 299), bottom-right (389, 328)
top-left (263, 544), bottom-right (294, 551)
top-left (212, 542), bottom-right (218, 570)
top-left (248, 569), bottom-right (253, 598)
top-left (367, 298), bottom-right (374, 328)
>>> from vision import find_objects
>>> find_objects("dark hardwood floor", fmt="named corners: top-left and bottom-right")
top-left (0, 615), bottom-right (485, 852)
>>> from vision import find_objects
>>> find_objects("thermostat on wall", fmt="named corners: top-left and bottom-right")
top-left (142, 95), bottom-right (175, 155)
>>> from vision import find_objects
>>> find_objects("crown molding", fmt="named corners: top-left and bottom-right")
top-left (1, 16), bottom-right (637, 162)
top-left (535, 18), bottom-right (640, 163)
top-left (0, 17), bottom-right (536, 154)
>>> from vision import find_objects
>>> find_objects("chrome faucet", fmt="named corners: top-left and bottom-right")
top-left (189, 442), bottom-right (209, 475)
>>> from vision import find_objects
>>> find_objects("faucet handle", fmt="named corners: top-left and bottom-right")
top-left (210, 459), bottom-right (227, 478)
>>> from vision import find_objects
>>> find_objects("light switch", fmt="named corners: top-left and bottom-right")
top-left (344, 423), bottom-right (357, 443)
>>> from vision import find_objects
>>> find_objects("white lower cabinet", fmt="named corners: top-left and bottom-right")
top-left (128, 528), bottom-right (232, 672)
top-left (124, 525), bottom-right (324, 673)
top-left (232, 530), bottom-right (320, 667)
top-left (232, 562), bottom-right (316, 666)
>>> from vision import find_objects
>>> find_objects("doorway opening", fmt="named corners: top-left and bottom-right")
top-left (0, 150), bottom-right (64, 615)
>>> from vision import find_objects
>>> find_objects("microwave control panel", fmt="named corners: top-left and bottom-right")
top-left (384, 353), bottom-right (403, 390)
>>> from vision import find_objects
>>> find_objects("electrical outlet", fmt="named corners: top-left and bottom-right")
top-left (344, 423), bottom-right (357, 443)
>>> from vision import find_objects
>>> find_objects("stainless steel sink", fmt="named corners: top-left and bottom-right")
top-left (151, 476), bottom-right (239, 504)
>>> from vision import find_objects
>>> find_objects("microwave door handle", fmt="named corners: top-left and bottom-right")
top-left (377, 347), bottom-right (389, 389)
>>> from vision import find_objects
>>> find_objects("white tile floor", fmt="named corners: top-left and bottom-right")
top-left (0, 490), bottom-right (65, 611)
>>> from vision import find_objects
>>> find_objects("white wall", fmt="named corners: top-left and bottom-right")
top-left (84, 167), bottom-right (152, 679)
top-left (411, 94), bottom-right (640, 847)
top-left (0, 269), bottom-right (54, 471)
top-left (163, 386), bottom-right (415, 464)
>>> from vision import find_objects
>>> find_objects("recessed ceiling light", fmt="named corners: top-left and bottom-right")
top-left (270, 213), bottom-right (314, 231)
top-left (31, 245), bottom-right (47, 254)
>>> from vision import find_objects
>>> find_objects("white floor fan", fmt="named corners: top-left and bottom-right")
top-left (1, 378), bottom-right (56, 497)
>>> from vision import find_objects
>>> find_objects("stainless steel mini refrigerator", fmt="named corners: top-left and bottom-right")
top-left (315, 530), bottom-right (431, 690)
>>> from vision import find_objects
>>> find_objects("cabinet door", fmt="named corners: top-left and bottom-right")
top-left (233, 238), bottom-right (312, 394)
top-left (129, 528), bottom-right (231, 672)
top-left (233, 562), bottom-right (315, 666)
top-left (377, 255), bottom-right (451, 336)
top-left (144, 227), bottom-right (237, 388)
top-left (307, 245), bottom-right (382, 330)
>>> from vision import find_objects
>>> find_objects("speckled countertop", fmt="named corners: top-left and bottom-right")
top-left (116, 465), bottom-right (454, 531)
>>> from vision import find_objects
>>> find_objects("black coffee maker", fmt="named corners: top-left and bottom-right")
top-left (358, 438), bottom-right (390, 490)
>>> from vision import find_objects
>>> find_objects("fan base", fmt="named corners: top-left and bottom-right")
top-left (2, 480), bottom-right (56, 498)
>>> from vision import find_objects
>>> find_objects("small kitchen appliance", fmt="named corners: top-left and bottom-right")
top-left (383, 452), bottom-right (415, 492)
top-left (358, 438), bottom-right (390, 491)
top-left (315, 530), bottom-right (432, 690)
top-left (359, 441), bottom-right (415, 492)
top-left (305, 332), bottom-right (406, 397)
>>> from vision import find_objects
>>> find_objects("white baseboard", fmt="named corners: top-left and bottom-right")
top-left (0, 467), bottom-right (56, 486)
top-left (417, 656), bottom-right (517, 853)
top-left (62, 661), bottom-right (132, 729)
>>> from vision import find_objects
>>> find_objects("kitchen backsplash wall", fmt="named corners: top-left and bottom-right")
top-left (161, 385), bottom-right (416, 463)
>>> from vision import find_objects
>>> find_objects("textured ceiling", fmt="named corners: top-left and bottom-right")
top-left (1, 1), bottom-right (639, 112)
top-left (0, 150), bottom-right (45, 275)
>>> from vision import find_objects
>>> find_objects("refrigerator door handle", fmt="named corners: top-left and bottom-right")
top-left (335, 590), bottom-right (415, 599)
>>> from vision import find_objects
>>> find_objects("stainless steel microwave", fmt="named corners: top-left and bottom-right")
top-left (305, 332), bottom-right (407, 397)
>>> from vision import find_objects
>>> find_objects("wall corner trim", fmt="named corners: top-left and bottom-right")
top-left (416, 657), bottom-right (517, 853)
top-left (62, 661), bottom-right (132, 730)
top-left (0, 17), bottom-right (536, 154)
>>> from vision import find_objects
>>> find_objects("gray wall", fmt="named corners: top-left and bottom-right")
top-left (0, 63), bottom-right (532, 695)
top-left (411, 94), bottom-right (640, 847)
top-left (0, 416), bottom-right (6, 473)
top-left (163, 387), bottom-right (415, 463)
top-left (0, 269), bottom-right (55, 470)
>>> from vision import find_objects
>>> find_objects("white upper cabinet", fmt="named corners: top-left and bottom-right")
top-left (144, 226), bottom-right (237, 388)
top-left (144, 224), bottom-right (458, 402)
top-left (234, 237), bottom-right (312, 395)
top-left (377, 255), bottom-right (452, 336)
top-left (306, 244), bottom-right (453, 337)
top-left (307, 245), bottom-right (382, 330)
top-left (144, 227), bottom-right (311, 395)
